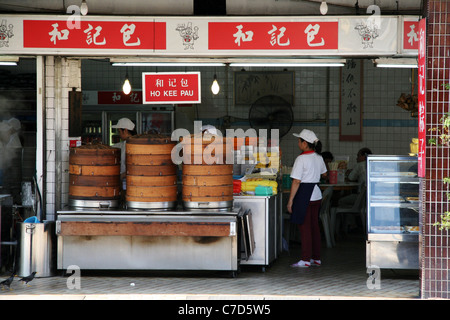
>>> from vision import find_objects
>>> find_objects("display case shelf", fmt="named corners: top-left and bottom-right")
top-left (366, 155), bottom-right (419, 270)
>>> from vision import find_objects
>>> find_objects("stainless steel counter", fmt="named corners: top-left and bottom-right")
top-left (56, 210), bottom-right (240, 273)
top-left (233, 195), bottom-right (280, 270)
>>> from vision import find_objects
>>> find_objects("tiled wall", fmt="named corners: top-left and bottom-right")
top-left (45, 57), bottom-right (78, 219)
top-left (422, 0), bottom-right (450, 299)
top-left (82, 59), bottom-right (418, 171)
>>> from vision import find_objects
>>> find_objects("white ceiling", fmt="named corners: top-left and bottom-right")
top-left (0, 0), bottom-right (423, 16)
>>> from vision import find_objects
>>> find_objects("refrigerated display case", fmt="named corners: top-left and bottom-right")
top-left (81, 111), bottom-right (103, 144)
top-left (366, 155), bottom-right (419, 270)
top-left (80, 105), bottom-right (174, 145)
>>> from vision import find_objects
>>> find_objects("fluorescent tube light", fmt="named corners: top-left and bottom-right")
top-left (0, 62), bottom-right (17, 66)
top-left (229, 62), bottom-right (345, 67)
top-left (374, 58), bottom-right (418, 68)
top-left (0, 56), bottom-right (19, 66)
top-left (112, 62), bottom-right (226, 67)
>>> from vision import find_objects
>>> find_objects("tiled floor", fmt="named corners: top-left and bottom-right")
top-left (0, 235), bottom-right (420, 300)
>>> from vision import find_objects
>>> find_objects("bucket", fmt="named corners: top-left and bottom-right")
top-left (69, 145), bottom-right (121, 209)
top-left (126, 134), bottom-right (177, 210)
top-left (17, 221), bottom-right (56, 277)
top-left (329, 170), bottom-right (338, 184)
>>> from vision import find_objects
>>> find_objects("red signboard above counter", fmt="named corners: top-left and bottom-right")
top-left (142, 72), bottom-right (201, 104)
top-left (23, 20), bottom-right (166, 50)
top-left (0, 15), bottom-right (419, 57)
top-left (208, 21), bottom-right (338, 50)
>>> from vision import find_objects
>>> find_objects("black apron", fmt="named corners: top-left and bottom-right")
top-left (291, 182), bottom-right (318, 225)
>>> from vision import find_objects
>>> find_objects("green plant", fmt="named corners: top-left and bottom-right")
top-left (430, 83), bottom-right (450, 230)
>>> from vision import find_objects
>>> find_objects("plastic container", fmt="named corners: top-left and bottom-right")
top-left (255, 185), bottom-right (273, 196)
top-left (329, 170), bottom-right (338, 184)
top-left (282, 174), bottom-right (292, 189)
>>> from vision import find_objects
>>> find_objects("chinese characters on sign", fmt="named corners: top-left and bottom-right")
top-left (23, 20), bottom-right (166, 49)
top-left (340, 59), bottom-right (362, 141)
top-left (403, 21), bottom-right (419, 50)
top-left (142, 72), bottom-right (201, 104)
top-left (97, 91), bottom-right (142, 104)
top-left (417, 18), bottom-right (426, 178)
top-left (208, 21), bottom-right (338, 50)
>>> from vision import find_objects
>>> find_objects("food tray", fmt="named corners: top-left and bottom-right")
top-left (371, 195), bottom-right (405, 202)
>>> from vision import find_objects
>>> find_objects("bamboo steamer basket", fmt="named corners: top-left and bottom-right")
top-left (125, 133), bottom-right (178, 210)
top-left (180, 133), bottom-right (234, 211)
top-left (179, 133), bottom-right (233, 165)
top-left (69, 144), bottom-right (121, 209)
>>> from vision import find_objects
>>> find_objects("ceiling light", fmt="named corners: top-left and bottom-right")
top-left (0, 62), bottom-right (17, 66)
top-left (320, 1), bottom-right (328, 15)
top-left (374, 58), bottom-right (418, 68)
top-left (80, 0), bottom-right (88, 16)
top-left (122, 70), bottom-right (131, 95)
top-left (0, 56), bottom-right (19, 66)
top-left (112, 62), bottom-right (226, 67)
top-left (211, 74), bottom-right (220, 95)
top-left (229, 59), bottom-right (346, 68)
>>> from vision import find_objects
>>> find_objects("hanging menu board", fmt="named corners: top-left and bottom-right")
top-left (340, 59), bottom-right (363, 141)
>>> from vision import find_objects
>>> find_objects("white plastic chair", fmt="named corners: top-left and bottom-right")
top-left (330, 187), bottom-right (366, 246)
top-left (319, 186), bottom-right (334, 248)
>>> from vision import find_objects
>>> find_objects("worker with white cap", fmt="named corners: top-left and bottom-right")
top-left (287, 129), bottom-right (327, 268)
top-left (111, 118), bottom-right (136, 191)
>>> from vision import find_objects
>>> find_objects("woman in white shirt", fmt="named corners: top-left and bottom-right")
top-left (287, 129), bottom-right (327, 268)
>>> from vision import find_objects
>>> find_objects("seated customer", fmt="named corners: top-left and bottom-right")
top-left (339, 147), bottom-right (372, 205)
top-left (321, 151), bottom-right (334, 183)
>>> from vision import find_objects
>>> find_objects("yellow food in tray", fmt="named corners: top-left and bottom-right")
top-left (241, 179), bottom-right (278, 195)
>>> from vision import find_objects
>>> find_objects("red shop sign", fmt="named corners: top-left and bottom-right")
top-left (417, 18), bottom-right (426, 178)
top-left (142, 72), bottom-right (201, 104)
top-left (98, 91), bottom-right (142, 104)
top-left (23, 20), bottom-right (166, 50)
top-left (208, 21), bottom-right (338, 50)
top-left (403, 21), bottom-right (419, 50)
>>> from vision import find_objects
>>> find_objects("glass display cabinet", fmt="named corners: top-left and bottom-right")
top-left (366, 155), bottom-right (419, 269)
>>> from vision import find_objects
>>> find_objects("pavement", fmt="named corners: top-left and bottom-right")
top-left (0, 234), bottom-right (421, 300)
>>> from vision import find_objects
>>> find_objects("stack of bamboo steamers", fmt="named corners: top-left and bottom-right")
top-left (69, 131), bottom-right (234, 212)
top-left (180, 133), bottom-right (234, 211)
top-left (69, 144), bottom-right (121, 209)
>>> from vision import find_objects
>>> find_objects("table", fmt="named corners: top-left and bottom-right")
top-left (319, 182), bottom-right (359, 191)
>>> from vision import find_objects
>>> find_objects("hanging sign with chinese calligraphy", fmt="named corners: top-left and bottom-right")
top-left (417, 18), bottom-right (426, 178)
top-left (340, 59), bottom-right (362, 141)
top-left (142, 72), bottom-right (201, 104)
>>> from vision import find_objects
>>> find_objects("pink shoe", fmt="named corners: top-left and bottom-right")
top-left (290, 260), bottom-right (310, 268)
top-left (310, 259), bottom-right (321, 266)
